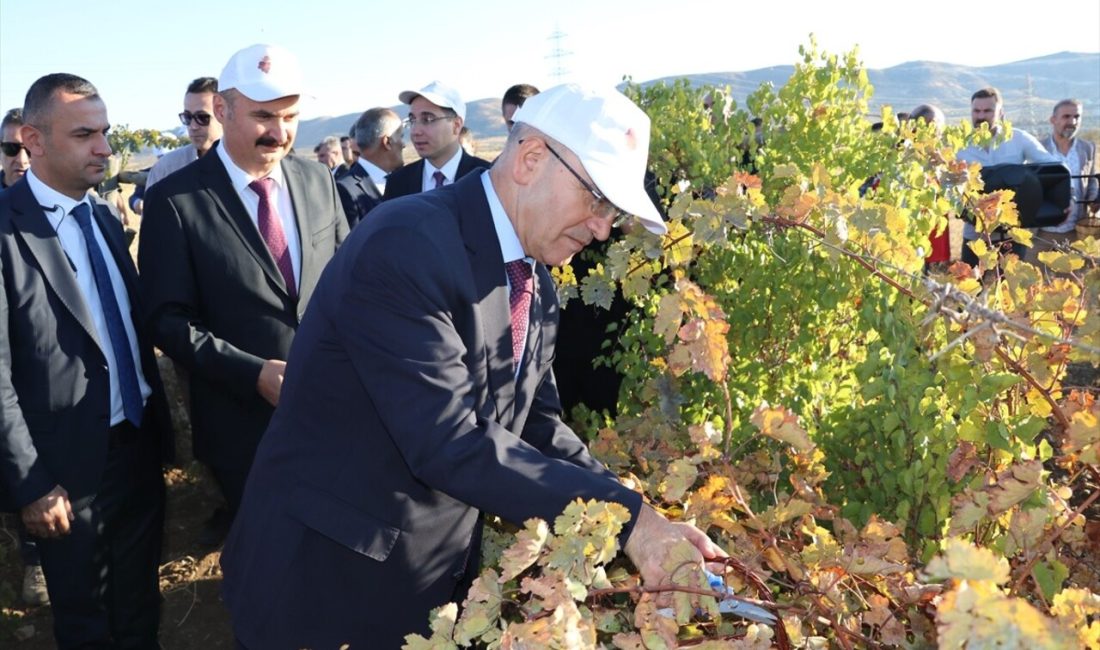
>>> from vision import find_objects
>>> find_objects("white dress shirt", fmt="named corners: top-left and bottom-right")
top-left (25, 169), bottom-right (153, 426)
top-left (216, 143), bottom-right (302, 288)
top-left (421, 147), bottom-right (464, 192)
top-left (357, 157), bottom-right (389, 195)
top-left (482, 171), bottom-right (533, 374)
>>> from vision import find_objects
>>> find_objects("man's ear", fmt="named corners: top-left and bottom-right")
top-left (511, 137), bottom-right (545, 187)
top-left (20, 124), bottom-right (45, 158)
top-left (212, 93), bottom-right (229, 123)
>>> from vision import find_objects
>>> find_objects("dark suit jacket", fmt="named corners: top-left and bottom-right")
top-left (335, 161), bottom-right (383, 228)
top-left (381, 150), bottom-right (492, 200)
top-left (0, 180), bottom-right (171, 512)
top-left (220, 170), bottom-right (642, 648)
top-left (138, 147), bottom-right (348, 471)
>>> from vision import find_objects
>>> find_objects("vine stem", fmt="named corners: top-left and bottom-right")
top-left (1010, 482), bottom-right (1100, 594)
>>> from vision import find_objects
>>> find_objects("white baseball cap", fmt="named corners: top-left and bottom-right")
top-left (218, 44), bottom-right (304, 102)
top-left (398, 81), bottom-right (466, 122)
top-left (512, 83), bottom-right (665, 235)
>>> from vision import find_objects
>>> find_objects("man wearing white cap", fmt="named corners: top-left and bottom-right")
top-left (382, 80), bottom-right (491, 199)
top-left (138, 43), bottom-right (348, 547)
top-left (221, 83), bottom-right (724, 648)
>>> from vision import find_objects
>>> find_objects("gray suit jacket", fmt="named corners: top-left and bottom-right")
top-left (138, 146), bottom-right (348, 470)
top-left (1039, 134), bottom-right (1099, 208)
top-left (0, 180), bottom-right (171, 511)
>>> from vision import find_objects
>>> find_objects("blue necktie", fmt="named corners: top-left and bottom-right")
top-left (70, 203), bottom-right (144, 427)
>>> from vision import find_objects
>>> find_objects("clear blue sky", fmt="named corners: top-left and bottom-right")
top-left (2, 0), bottom-right (1098, 131)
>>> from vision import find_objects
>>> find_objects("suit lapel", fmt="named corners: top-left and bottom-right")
top-left (200, 152), bottom-right (291, 297)
top-left (454, 171), bottom-right (517, 424)
top-left (283, 157), bottom-right (310, 301)
top-left (9, 182), bottom-right (101, 349)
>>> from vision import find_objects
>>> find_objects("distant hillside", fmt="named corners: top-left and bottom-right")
top-left (296, 51), bottom-right (1099, 151)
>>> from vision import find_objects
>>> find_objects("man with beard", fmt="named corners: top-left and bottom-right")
top-left (1, 73), bottom-right (172, 649)
top-left (138, 44), bottom-right (348, 547)
top-left (957, 86), bottom-right (1059, 265)
top-left (1033, 99), bottom-right (1099, 257)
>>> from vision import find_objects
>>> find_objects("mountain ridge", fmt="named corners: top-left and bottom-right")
top-left (296, 51), bottom-right (1099, 152)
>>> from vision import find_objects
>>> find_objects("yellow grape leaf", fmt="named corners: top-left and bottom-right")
top-left (455, 568), bottom-right (503, 645)
top-left (1004, 508), bottom-right (1049, 557)
top-left (684, 474), bottom-right (746, 536)
top-left (1050, 588), bottom-right (1100, 649)
top-left (676, 317), bottom-right (731, 382)
top-left (1008, 226), bottom-right (1034, 248)
top-left (1038, 250), bottom-right (1086, 273)
top-left (777, 185), bottom-right (817, 221)
top-left (499, 518), bottom-right (548, 582)
top-left (633, 598), bottom-right (679, 650)
top-left (986, 460), bottom-right (1043, 515)
top-left (610, 632), bottom-right (645, 650)
top-left (1065, 410), bottom-right (1100, 464)
top-left (402, 602), bottom-right (459, 650)
top-left (654, 293), bottom-right (683, 344)
top-left (662, 219), bottom-right (694, 268)
top-left (925, 538), bottom-right (1010, 584)
top-left (936, 580), bottom-right (1078, 649)
top-left (948, 490), bottom-right (991, 536)
top-left (725, 623), bottom-right (775, 649)
top-left (499, 596), bottom-right (596, 649)
top-left (773, 162), bottom-right (800, 179)
top-left (659, 457), bottom-right (699, 503)
top-left (750, 404), bottom-right (814, 452)
top-left (863, 594), bottom-right (907, 646)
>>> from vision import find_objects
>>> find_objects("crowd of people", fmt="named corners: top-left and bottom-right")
top-left (0, 40), bottom-right (1096, 648)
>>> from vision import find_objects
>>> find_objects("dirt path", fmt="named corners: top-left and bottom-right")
top-left (1, 463), bottom-right (235, 648)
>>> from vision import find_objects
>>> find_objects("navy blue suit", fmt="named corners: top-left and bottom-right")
top-left (335, 161), bottom-right (383, 228)
top-left (0, 179), bottom-right (171, 648)
top-left (220, 170), bottom-right (642, 647)
top-left (381, 150), bottom-right (491, 200)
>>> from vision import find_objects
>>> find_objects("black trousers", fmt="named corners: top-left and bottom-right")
top-left (35, 426), bottom-right (166, 649)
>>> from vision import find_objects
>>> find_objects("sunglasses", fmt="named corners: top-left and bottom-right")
top-left (0, 141), bottom-right (28, 157)
top-left (178, 111), bottom-right (213, 127)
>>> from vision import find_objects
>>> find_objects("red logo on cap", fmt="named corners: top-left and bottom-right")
top-left (258, 56), bottom-right (272, 74)
top-left (624, 128), bottom-right (637, 150)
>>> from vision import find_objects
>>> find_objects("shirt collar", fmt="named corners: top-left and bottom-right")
top-left (25, 168), bottom-right (90, 227)
top-left (357, 157), bottom-right (389, 187)
top-left (481, 171), bottom-right (527, 265)
top-left (428, 146), bottom-right (464, 184)
top-left (215, 141), bottom-right (286, 193)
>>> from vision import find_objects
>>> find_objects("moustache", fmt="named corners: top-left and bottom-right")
top-left (255, 136), bottom-right (284, 148)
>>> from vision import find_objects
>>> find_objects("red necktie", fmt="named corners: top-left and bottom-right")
top-left (432, 170), bottom-right (446, 188)
top-left (249, 177), bottom-right (297, 299)
top-left (505, 260), bottom-right (533, 368)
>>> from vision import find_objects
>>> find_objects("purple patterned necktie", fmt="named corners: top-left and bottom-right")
top-left (248, 177), bottom-right (297, 299)
top-left (432, 170), bottom-right (446, 188)
top-left (505, 260), bottom-right (533, 368)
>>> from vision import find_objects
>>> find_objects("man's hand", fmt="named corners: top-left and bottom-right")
top-left (623, 505), bottom-right (727, 603)
top-left (257, 359), bottom-right (287, 406)
top-left (21, 485), bottom-right (74, 539)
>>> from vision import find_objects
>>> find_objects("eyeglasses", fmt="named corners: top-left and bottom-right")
top-left (178, 111), bottom-right (212, 127)
top-left (0, 141), bottom-right (28, 157)
top-left (405, 113), bottom-right (454, 127)
top-left (538, 140), bottom-right (627, 226)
